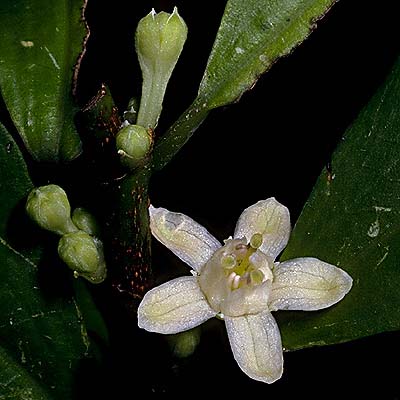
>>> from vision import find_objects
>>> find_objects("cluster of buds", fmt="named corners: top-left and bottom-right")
top-left (26, 185), bottom-right (106, 284)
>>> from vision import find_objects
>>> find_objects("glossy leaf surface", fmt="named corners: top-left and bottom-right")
top-left (0, 0), bottom-right (85, 162)
top-left (279, 56), bottom-right (400, 350)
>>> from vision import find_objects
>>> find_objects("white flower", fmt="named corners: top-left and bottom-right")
top-left (138, 198), bottom-right (353, 383)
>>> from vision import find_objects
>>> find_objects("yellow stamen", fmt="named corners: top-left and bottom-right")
top-left (250, 233), bottom-right (263, 249)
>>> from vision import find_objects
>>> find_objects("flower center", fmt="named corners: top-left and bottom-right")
top-left (198, 234), bottom-right (274, 317)
top-left (221, 233), bottom-right (266, 290)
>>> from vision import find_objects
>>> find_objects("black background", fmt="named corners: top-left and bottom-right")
top-left (75, 0), bottom-right (400, 397)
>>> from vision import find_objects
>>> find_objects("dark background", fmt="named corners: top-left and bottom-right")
top-left (76, 0), bottom-right (400, 397)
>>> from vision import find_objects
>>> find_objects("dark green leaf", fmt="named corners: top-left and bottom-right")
top-left (0, 235), bottom-right (89, 399)
top-left (153, 0), bottom-right (337, 169)
top-left (0, 124), bottom-right (91, 398)
top-left (279, 56), bottom-right (400, 350)
top-left (0, 346), bottom-right (50, 400)
top-left (0, 125), bottom-right (32, 238)
top-left (0, 0), bottom-right (86, 162)
top-left (73, 279), bottom-right (109, 346)
top-left (199, 0), bottom-right (336, 108)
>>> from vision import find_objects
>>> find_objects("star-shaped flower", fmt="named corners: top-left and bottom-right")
top-left (138, 198), bottom-right (352, 383)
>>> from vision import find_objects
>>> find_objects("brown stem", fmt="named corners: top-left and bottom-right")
top-left (108, 165), bottom-right (153, 310)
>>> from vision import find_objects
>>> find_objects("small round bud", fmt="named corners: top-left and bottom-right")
top-left (116, 124), bottom-right (152, 169)
top-left (72, 208), bottom-right (100, 236)
top-left (167, 327), bottom-right (201, 358)
top-left (26, 185), bottom-right (77, 235)
top-left (58, 231), bottom-right (107, 284)
top-left (58, 231), bottom-right (99, 273)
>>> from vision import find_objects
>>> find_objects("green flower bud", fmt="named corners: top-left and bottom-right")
top-left (26, 185), bottom-right (77, 236)
top-left (72, 208), bottom-right (100, 236)
top-left (167, 327), bottom-right (201, 358)
top-left (58, 231), bottom-right (107, 284)
top-left (116, 124), bottom-right (152, 169)
top-left (135, 7), bottom-right (187, 129)
top-left (58, 231), bottom-right (98, 273)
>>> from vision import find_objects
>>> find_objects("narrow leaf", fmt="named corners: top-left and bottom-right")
top-left (279, 56), bottom-right (400, 350)
top-left (0, 0), bottom-right (86, 162)
top-left (153, 0), bottom-right (337, 169)
top-left (199, 0), bottom-right (336, 108)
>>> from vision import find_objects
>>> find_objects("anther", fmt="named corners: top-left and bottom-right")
top-left (250, 269), bottom-right (264, 285)
top-left (250, 233), bottom-right (263, 249)
top-left (221, 254), bottom-right (237, 270)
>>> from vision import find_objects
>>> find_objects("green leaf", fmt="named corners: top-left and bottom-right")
top-left (0, 346), bottom-right (50, 400)
top-left (0, 236), bottom-right (89, 399)
top-left (0, 0), bottom-right (85, 162)
top-left (73, 279), bottom-right (109, 346)
top-left (153, 0), bottom-right (337, 170)
top-left (0, 127), bottom-right (32, 239)
top-left (198, 0), bottom-right (336, 108)
top-left (0, 124), bottom-right (90, 398)
top-left (278, 56), bottom-right (400, 350)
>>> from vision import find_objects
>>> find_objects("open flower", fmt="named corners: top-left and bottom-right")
top-left (138, 198), bottom-right (352, 383)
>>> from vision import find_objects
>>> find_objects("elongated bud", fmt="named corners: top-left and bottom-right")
top-left (167, 327), bottom-right (201, 358)
top-left (26, 185), bottom-right (77, 236)
top-left (58, 231), bottom-right (107, 284)
top-left (72, 208), bottom-right (100, 237)
top-left (135, 7), bottom-right (187, 128)
top-left (116, 124), bottom-right (153, 169)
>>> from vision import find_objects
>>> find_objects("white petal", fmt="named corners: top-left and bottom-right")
top-left (149, 205), bottom-right (221, 272)
top-left (269, 258), bottom-right (353, 311)
top-left (225, 312), bottom-right (283, 384)
top-left (234, 198), bottom-right (290, 261)
top-left (138, 276), bottom-right (216, 334)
